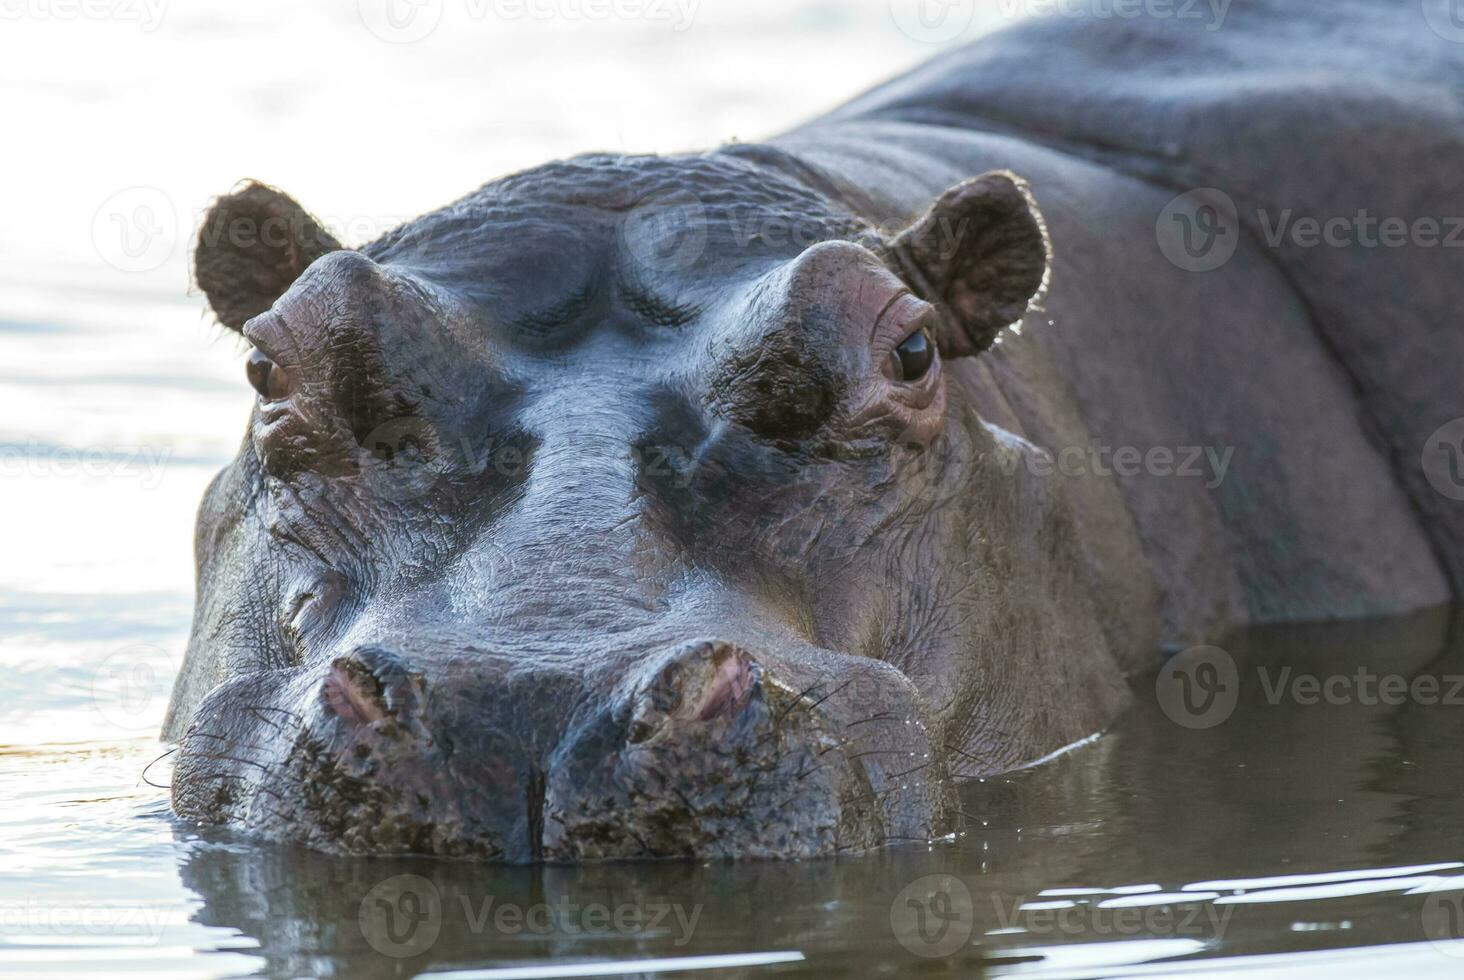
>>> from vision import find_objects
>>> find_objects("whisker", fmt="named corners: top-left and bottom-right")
top-left (842, 711), bottom-right (903, 729)
top-left (140, 746), bottom-right (178, 790)
top-left (773, 680), bottom-right (826, 727)
top-left (887, 760), bottom-right (934, 780)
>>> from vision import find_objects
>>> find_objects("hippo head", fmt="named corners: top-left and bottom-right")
top-left (167, 153), bottom-right (1123, 861)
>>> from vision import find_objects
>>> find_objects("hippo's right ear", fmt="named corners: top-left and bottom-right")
top-left (889, 171), bottom-right (1050, 358)
top-left (194, 182), bottom-right (343, 332)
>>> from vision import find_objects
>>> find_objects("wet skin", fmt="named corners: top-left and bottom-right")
top-left (166, 4), bottom-right (1464, 860)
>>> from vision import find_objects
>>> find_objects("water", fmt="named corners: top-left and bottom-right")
top-left (9, 609), bottom-right (1464, 977)
top-left (6, 2), bottom-right (1464, 976)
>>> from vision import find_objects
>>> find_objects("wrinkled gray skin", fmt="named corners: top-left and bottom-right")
top-left (167, 1), bottom-right (1464, 861)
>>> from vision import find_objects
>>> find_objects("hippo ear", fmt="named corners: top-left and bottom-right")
top-left (890, 171), bottom-right (1049, 358)
top-left (194, 181), bottom-right (343, 332)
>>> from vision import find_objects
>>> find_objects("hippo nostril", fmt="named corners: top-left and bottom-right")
top-left (692, 647), bottom-right (757, 721)
top-left (628, 640), bottom-right (761, 744)
top-left (323, 659), bottom-right (386, 724)
top-left (321, 646), bottom-right (423, 726)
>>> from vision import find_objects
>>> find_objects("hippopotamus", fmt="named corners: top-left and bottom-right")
top-left (165, 0), bottom-right (1464, 861)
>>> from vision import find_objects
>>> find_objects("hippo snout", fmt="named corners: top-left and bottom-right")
top-left (172, 637), bottom-right (953, 861)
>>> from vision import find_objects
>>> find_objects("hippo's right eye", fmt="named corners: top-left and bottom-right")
top-left (889, 327), bottom-right (935, 383)
top-left (246, 347), bottom-right (294, 401)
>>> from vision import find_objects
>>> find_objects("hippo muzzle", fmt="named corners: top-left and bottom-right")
top-left (173, 638), bottom-right (951, 860)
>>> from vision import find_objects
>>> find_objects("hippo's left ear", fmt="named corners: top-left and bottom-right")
top-left (194, 181), bottom-right (343, 332)
top-left (889, 171), bottom-right (1049, 358)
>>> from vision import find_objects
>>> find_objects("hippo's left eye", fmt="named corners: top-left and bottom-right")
top-left (246, 347), bottom-right (294, 401)
top-left (889, 328), bottom-right (935, 383)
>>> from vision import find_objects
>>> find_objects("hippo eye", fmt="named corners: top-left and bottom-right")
top-left (888, 328), bottom-right (934, 383)
top-left (246, 347), bottom-right (293, 401)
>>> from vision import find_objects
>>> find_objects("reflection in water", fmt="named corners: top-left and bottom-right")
top-left (62, 605), bottom-right (1448, 977)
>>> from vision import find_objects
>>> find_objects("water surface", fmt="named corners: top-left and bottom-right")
top-left (8, 606), bottom-right (1464, 977)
